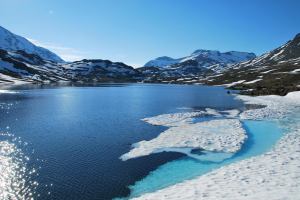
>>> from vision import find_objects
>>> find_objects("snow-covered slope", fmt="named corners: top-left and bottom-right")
top-left (0, 49), bottom-right (67, 83)
top-left (144, 56), bottom-right (180, 68)
top-left (0, 49), bottom-right (141, 84)
top-left (0, 26), bottom-right (141, 84)
top-left (0, 26), bottom-right (64, 63)
top-left (61, 59), bottom-right (141, 82)
top-left (206, 33), bottom-right (300, 95)
top-left (144, 50), bottom-right (256, 69)
top-left (140, 49), bottom-right (255, 82)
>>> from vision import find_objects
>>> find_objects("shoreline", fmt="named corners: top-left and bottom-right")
top-left (1, 80), bottom-right (299, 96)
top-left (131, 91), bottom-right (300, 200)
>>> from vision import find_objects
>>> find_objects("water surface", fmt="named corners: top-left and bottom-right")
top-left (0, 84), bottom-right (242, 200)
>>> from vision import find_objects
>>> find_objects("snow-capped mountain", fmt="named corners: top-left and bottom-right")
top-left (61, 59), bottom-right (141, 82)
top-left (144, 56), bottom-right (180, 68)
top-left (1, 24), bottom-right (299, 95)
top-left (205, 33), bottom-right (300, 95)
top-left (0, 26), bottom-right (64, 63)
top-left (0, 26), bottom-right (141, 84)
top-left (144, 50), bottom-right (256, 69)
top-left (139, 49), bottom-right (255, 81)
top-left (0, 49), bottom-right (67, 83)
top-left (0, 49), bottom-right (141, 84)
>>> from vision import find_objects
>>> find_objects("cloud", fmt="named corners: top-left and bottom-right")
top-left (27, 38), bottom-right (87, 61)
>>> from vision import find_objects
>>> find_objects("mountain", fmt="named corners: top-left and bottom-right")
top-left (139, 33), bottom-right (300, 95)
top-left (1, 25), bottom-right (299, 96)
top-left (61, 59), bottom-right (141, 82)
top-left (205, 33), bottom-right (300, 95)
top-left (0, 49), bottom-right (141, 84)
top-left (0, 49), bottom-right (67, 83)
top-left (144, 50), bottom-right (256, 69)
top-left (0, 26), bottom-right (64, 63)
top-left (0, 26), bottom-right (141, 84)
top-left (144, 56), bottom-right (179, 68)
top-left (140, 49), bottom-right (255, 82)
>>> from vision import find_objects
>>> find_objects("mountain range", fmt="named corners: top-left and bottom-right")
top-left (139, 50), bottom-right (255, 81)
top-left (0, 25), bottom-right (299, 95)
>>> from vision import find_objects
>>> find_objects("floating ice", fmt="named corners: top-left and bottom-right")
top-left (132, 91), bottom-right (300, 200)
top-left (121, 119), bottom-right (247, 161)
top-left (142, 111), bottom-right (203, 127)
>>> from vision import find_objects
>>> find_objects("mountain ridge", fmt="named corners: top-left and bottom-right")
top-left (0, 25), bottom-right (299, 96)
top-left (0, 26), bottom-right (64, 63)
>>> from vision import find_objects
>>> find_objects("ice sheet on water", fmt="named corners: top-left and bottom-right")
top-left (133, 91), bottom-right (300, 200)
top-left (121, 118), bottom-right (247, 161)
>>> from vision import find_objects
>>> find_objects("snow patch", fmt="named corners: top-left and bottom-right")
top-left (223, 80), bottom-right (245, 87)
top-left (120, 119), bottom-right (247, 161)
top-left (243, 79), bottom-right (262, 84)
top-left (133, 91), bottom-right (300, 200)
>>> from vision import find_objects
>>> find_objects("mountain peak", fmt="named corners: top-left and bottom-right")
top-left (0, 26), bottom-right (64, 63)
top-left (156, 56), bottom-right (175, 60)
top-left (192, 49), bottom-right (219, 55)
top-left (294, 33), bottom-right (300, 40)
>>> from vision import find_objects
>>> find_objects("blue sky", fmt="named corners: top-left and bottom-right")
top-left (1, 0), bottom-right (300, 67)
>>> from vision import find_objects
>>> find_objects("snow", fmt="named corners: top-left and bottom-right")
top-left (143, 50), bottom-right (255, 69)
top-left (144, 57), bottom-right (179, 68)
top-left (243, 79), bottom-right (262, 84)
top-left (269, 49), bottom-right (285, 61)
top-left (261, 69), bottom-right (276, 74)
top-left (142, 112), bottom-right (203, 127)
top-left (0, 60), bottom-right (28, 74)
top-left (133, 91), bottom-right (300, 200)
top-left (238, 91), bottom-right (300, 120)
top-left (223, 80), bottom-right (245, 87)
top-left (0, 72), bottom-right (29, 85)
top-left (0, 26), bottom-right (63, 63)
top-left (290, 68), bottom-right (300, 74)
top-left (120, 118), bottom-right (247, 161)
top-left (221, 109), bottom-right (240, 118)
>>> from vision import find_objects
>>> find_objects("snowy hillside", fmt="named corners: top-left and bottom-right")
top-left (0, 26), bottom-right (64, 63)
top-left (61, 59), bottom-right (141, 82)
top-left (140, 49), bottom-right (255, 81)
top-left (144, 49), bottom-right (256, 68)
top-left (0, 26), bottom-right (141, 84)
top-left (0, 49), bottom-right (141, 84)
top-left (144, 56), bottom-right (180, 68)
top-left (205, 33), bottom-right (300, 95)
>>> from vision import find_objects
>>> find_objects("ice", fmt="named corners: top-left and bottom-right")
top-left (120, 119), bottom-right (247, 161)
top-left (132, 91), bottom-right (300, 200)
top-left (142, 112), bottom-right (203, 127)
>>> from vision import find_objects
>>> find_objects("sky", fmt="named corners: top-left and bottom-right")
top-left (1, 0), bottom-right (300, 67)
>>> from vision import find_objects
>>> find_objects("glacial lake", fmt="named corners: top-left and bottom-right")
top-left (0, 84), bottom-right (282, 200)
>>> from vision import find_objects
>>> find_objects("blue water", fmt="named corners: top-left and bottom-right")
top-left (0, 84), bottom-right (245, 200)
top-left (126, 120), bottom-right (283, 199)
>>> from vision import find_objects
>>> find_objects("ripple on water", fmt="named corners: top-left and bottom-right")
top-left (0, 131), bottom-right (40, 199)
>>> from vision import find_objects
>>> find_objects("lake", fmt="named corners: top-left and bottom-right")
top-left (0, 84), bottom-right (279, 200)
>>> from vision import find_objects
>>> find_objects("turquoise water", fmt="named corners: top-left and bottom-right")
top-left (0, 84), bottom-right (244, 200)
top-left (126, 120), bottom-right (283, 199)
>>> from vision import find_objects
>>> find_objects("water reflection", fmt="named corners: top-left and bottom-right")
top-left (0, 131), bottom-right (39, 199)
